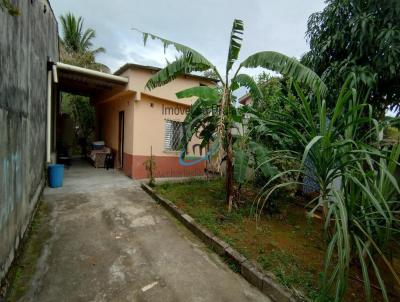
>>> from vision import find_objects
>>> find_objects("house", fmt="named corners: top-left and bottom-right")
top-left (92, 64), bottom-right (217, 179)
top-left (239, 93), bottom-right (253, 106)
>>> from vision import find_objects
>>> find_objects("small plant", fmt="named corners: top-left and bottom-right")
top-left (143, 146), bottom-right (156, 187)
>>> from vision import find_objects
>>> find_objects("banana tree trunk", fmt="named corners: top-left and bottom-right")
top-left (224, 88), bottom-right (234, 212)
top-left (226, 128), bottom-right (234, 212)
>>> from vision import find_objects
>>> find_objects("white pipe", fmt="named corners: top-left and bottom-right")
top-left (52, 64), bottom-right (58, 83)
top-left (55, 62), bottom-right (128, 84)
top-left (46, 70), bottom-right (52, 163)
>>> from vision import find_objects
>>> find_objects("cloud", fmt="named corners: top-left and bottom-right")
top-left (51, 0), bottom-right (325, 74)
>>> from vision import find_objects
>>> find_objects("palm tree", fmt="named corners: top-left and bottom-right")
top-left (59, 13), bottom-right (109, 72)
top-left (138, 19), bottom-right (327, 211)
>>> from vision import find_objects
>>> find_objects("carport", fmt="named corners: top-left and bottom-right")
top-left (46, 61), bottom-right (129, 164)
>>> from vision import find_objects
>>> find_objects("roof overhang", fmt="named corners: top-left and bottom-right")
top-left (55, 62), bottom-right (128, 97)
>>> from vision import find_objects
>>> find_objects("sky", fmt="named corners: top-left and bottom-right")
top-left (51, 0), bottom-right (326, 75)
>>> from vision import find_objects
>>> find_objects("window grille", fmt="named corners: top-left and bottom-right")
top-left (164, 120), bottom-right (184, 151)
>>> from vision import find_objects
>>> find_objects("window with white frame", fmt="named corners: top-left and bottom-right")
top-left (164, 120), bottom-right (184, 151)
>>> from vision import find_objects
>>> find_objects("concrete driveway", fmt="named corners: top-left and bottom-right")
top-left (21, 160), bottom-right (269, 302)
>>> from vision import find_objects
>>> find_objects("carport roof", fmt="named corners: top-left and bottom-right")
top-left (55, 62), bottom-right (128, 96)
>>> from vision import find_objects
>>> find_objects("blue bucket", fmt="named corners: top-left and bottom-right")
top-left (48, 164), bottom-right (64, 188)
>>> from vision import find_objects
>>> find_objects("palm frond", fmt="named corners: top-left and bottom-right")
top-left (133, 28), bottom-right (217, 77)
top-left (233, 74), bottom-right (263, 104)
top-left (226, 19), bottom-right (244, 75)
top-left (240, 51), bottom-right (328, 97)
top-left (91, 47), bottom-right (106, 55)
top-left (81, 29), bottom-right (96, 51)
top-left (176, 86), bottom-right (220, 101)
top-left (146, 56), bottom-right (211, 90)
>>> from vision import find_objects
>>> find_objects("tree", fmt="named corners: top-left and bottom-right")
top-left (303, 0), bottom-right (400, 116)
top-left (59, 12), bottom-right (109, 73)
top-left (0, 0), bottom-right (19, 16)
top-left (137, 19), bottom-right (327, 211)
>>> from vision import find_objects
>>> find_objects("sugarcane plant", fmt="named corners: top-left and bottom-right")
top-left (252, 74), bottom-right (400, 301)
top-left (135, 19), bottom-right (327, 211)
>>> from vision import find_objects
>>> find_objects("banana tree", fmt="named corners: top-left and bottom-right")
top-left (137, 19), bottom-right (327, 211)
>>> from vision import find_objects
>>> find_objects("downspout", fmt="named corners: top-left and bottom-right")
top-left (46, 61), bottom-right (53, 163)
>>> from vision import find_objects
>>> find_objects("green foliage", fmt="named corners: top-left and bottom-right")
top-left (136, 19), bottom-right (326, 209)
top-left (176, 86), bottom-right (220, 101)
top-left (60, 94), bottom-right (95, 154)
top-left (134, 29), bottom-right (220, 90)
top-left (248, 73), bottom-right (302, 152)
top-left (145, 56), bottom-right (213, 90)
top-left (303, 0), bottom-right (400, 115)
top-left (226, 19), bottom-right (244, 74)
top-left (60, 13), bottom-right (103, 54)
top-left (232, 74), bottom-right (262, 104)
top-left (58, 12), bottom-right (108, 155)
top-left (241, 51), bottom-right (327, 97)
top-left (255, 74), bottom-right (400, 301)
top-left (59, 13), bottom-right (109, 72)
top-left (258, 249), bottom-right (320, 300)
top-left (233, 149), bottom-right (249, 184)
top-left (0, 0), bottom-right (19, 16)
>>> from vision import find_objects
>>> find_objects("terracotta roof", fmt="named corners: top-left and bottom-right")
top-left (239, 93), bottom-right (252, 105)
top-left (114, 63), bottom-right (219, 83)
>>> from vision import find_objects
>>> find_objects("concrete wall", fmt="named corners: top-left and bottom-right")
top-left (0, 0), bottom-right (58, 282)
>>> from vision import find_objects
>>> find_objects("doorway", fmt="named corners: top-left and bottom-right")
top-left (118, 111), bottom-right (125, 168)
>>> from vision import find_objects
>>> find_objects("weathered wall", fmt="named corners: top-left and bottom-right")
top-left (0, 0), bottom-right (58, 282)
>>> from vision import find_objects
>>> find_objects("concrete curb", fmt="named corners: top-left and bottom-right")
top-left (141, 183), bottom-right (298, 302)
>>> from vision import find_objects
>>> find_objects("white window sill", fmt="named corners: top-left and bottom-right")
top-left (163, 150), bottom-right (181, 154)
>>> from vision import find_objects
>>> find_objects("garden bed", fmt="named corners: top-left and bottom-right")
top-left (153, 178), bottom-right (397, 301)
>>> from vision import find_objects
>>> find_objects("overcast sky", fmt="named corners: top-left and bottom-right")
top-left (51, 0), bottom-right (326, 75)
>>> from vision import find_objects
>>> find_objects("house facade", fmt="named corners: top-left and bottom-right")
top-left (93, 64), bottom-right (217, 179)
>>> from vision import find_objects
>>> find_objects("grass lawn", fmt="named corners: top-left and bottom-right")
top-left (155, 178), bottom-right (393, 301)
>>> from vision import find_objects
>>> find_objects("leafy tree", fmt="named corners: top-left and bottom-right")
top-left (303, 0), bottom-right (400, 116)
top-left (137, 19), bottom-right (326, 211)
top-left (0, 0), bottom-right (19, 16)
